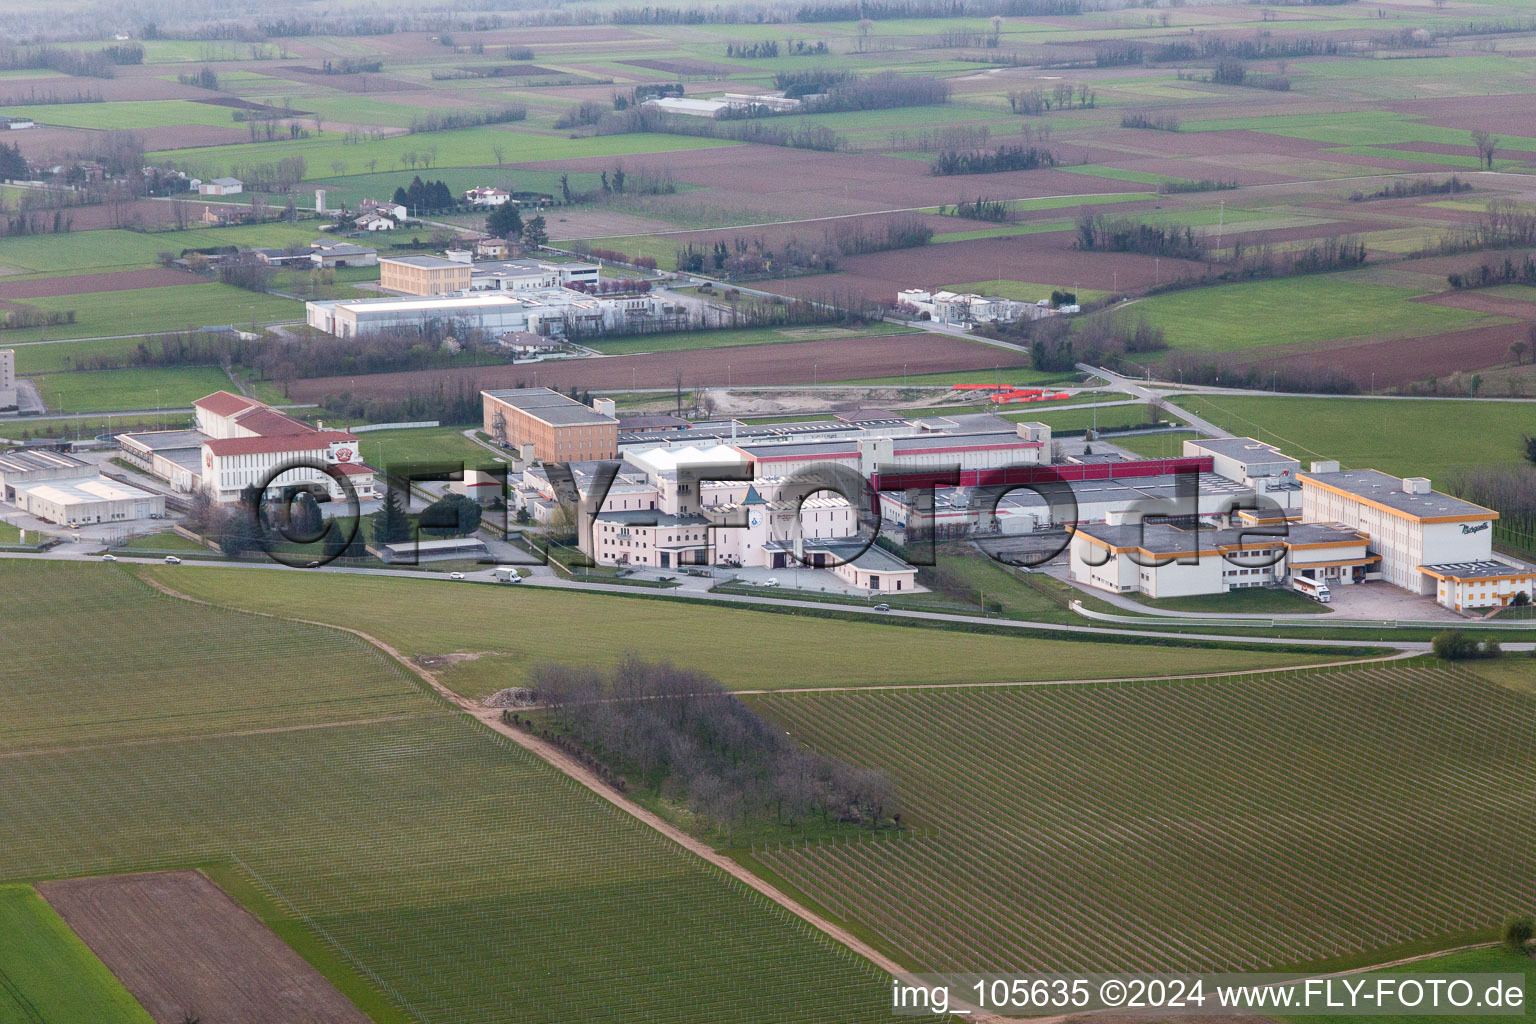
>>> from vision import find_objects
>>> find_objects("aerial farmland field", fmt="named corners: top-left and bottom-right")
top-left (6, 0), bottom-right (1536, 1016)
top-left (752, 662), bottom-right (1536, 972)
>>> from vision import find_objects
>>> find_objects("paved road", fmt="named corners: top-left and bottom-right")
top-left (1079, 362), bottom-right (1229, 437)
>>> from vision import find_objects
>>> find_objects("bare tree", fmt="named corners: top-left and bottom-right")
top-left (1470, 129), bottom-right (1499, 170)
top-left (492, 145), bottom-right (505, 167)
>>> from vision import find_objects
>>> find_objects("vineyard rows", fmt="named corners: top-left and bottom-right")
top-left (0, 563), bottom-right (894, 1024)
top-left (755, 663), bottom-right (1536, 972)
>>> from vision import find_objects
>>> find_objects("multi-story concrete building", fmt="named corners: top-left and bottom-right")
top-left (482, 388), bottom-right (619, 463)
top-left (379, 254), bottom-right (474, 296)
top-left (1298, 464), bottom-right (1531, 609)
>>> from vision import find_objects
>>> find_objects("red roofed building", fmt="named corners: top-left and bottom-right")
top-left (126, 391), bottom-right (376, 503)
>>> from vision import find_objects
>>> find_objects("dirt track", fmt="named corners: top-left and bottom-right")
top-left (286, 333), bottom-right (1028, 400)
top-left (39, 870), bottom-right (371, 1024)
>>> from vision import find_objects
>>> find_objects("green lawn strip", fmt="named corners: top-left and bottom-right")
top-left (142, 564), bottom-right (1337, 696)
top-left (0, 886), bottom-right (154, 1024)
top-left (346, 426), bottom-right (498, 474)
top-left (1001, 401), bottom-right (1178, 432)
top-left (1280, 946), bottom-right (1535, 1023)
top-left (0, 99), bottom-right (240, 130)
top-left (1111, 429), bottom-right (1200, 459)
top-left (4, 283), bottom-right (301, 346)
top-left (932, 219), bottom-right (1073, 243)
top-left (828, 367), bottom-right (1056, 387)
top-left (1126, 587), bottom-right (1332, 615)
top-left (1167, 395), bottom-right (1535, 478)
top-left (1061, 165), bottom-right (1184, 185)
top-left (149, 130), bottom-right (742, 182)
top-left (31, 366), bottom-right (233, 414)
top-left (1181, 109), bottom-right (1536, 152)
top-left (0, 223), bottom-right (330, 275)
top-left (1124, 277), bottom-right (1495, 355)
top-left (582, 322), bottom-right (914, 356)
top-left (945, 279), bottom-right (1110, 303)
top-left (10, 336), bottom-right (162, 374)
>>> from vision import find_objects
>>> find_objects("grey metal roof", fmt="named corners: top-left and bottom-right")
top-left (0, 448), bottom-right (89, 474)
top-left (117, 429), bottom-right (207, 452)
top-left (1073, 519), bottom-right (1363, 553)
top-left (1300, 468), bottom-right (1493, 520)
top-left (483, 387), bottom-right (615, 426)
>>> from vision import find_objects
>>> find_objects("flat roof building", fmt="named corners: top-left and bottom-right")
top-left (1298, 466), bottom-right (1498, 597)
top-left (1069, 518), bottom-right (1373, 600)
top-left (12, 475), bottom-right (165, 526)
top-left (483, 388), bottom-right (619, 463)
top-left (379, 254), bottom-right (473, 296)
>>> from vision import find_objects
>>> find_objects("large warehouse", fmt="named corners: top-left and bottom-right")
top-left (11, 475), bottom-right (165, 526)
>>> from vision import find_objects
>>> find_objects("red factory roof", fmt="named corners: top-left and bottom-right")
top-left (203, 430), bottom-right (357, 457)
top-left (193, 391), bottom-right (259, 417)
top-left (232, 407), bottom-right (314, 436)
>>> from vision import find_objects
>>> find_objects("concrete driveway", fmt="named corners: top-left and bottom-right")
top-left (1324, 581), bottom-right (1464, 622)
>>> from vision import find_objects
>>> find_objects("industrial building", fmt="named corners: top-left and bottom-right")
top-left (0, 348), bottom-right (14, 411)
top-left (306, 289), bottom-right (677, 338)
top-left (471, 258), bottom-right (600, 294)
top-left (1298, 464), bottom-right (1532, 610)
top-left (11, 475), bottom-right (165, 526)
top-left (482, 388), bottom-right (619, 463)
top-left (379, 254), bottom-right (473, 295)
top-left (0, 449), bottom-right (165, 525)
top-left (1069, 517), bottom-right (1373, 600)
top-left (120, 392), bottom-right (376, 503)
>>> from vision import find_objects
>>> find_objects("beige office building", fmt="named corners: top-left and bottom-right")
top-left (379, 255), bottom-right (473, 296)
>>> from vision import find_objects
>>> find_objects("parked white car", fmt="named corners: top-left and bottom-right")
top-left (762, 577), bottom-right (780, 588)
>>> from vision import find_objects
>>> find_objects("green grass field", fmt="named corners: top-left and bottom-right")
top-left (0, 99), bottom-right (240, 130)
top-left (1125, 277), bottom-right (1494, 354)
top-left (0, 521), bottom-right (21, 545)
top-left (32, 365), bottom-right (233, 413)
top-left (0, 886), bottom-right (154, 1024)
top-left (141, 564), bottom-right (1328, 697)
top-left (0, 561), bottom-right (895, 1024)
top-left (0, 223), bottom-right (331, 276)
top-left (1282, 946), bottom-right (1536, 1024)
top-left (150, 129), bottom-right (742, 182)
top-left (583, 321), bottom-right (915, 357)
top-left (351, 425), bottom-right (499, 474)
top-left (1170, 395), bottom-right (1535, 478)
top-left (1002, 401), bottom-right (1177, 432)
top-left (755, 660), bottom-right (1536, 973)
top-left (3, 283), bottom-right (301, 345)
top-left (1110, 429), bottom-right (1199, 459)
top-left (1129, 586), bottom-right (1331, 614)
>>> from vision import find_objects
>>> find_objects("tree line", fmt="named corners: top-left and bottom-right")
top-left (528, 657), bottom-right (900, 836)
top-left (1076, 213), bottom-right (1206, 260)
top-left (931, 143), bottom-right (1057, 175)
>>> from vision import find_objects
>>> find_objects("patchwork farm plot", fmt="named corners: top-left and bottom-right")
top-left (753, 662), bottom-right (1536, 973)
top-left (0, 562), bottom-right (896, 1024)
